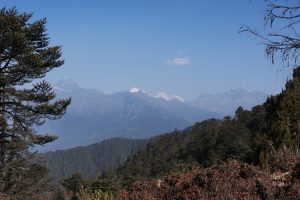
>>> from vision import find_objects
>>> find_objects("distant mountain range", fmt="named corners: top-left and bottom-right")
top-left (38, 79), bottom-right (269, 151)
top-left (187, 88), bottom-right (268, 115)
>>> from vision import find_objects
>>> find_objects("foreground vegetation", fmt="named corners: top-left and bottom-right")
top-left (117, 155), bottom-right (300, 199)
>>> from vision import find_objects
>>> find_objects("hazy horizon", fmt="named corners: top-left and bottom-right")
top-left (54, 78), bottom-right (271, 101)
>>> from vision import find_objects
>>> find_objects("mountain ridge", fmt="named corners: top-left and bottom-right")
top-left (38, 80), bottom-right (269, 151)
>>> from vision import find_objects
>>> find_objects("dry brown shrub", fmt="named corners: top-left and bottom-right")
top-left (116, 157), bottom-right (300, 200)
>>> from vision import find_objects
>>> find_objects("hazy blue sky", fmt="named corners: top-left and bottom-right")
top-left (0, 0), bottom-right (290, 99)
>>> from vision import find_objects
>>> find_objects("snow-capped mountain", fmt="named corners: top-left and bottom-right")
top-left (39, 81), bottom-right (196, 151)
top-left (129, 87), bottom-right (143, 93)
top-left (38, 80), bottom-right (269, 151)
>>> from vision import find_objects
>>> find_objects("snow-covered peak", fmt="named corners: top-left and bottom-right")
top-left (155, 92), bottom-right (184, 102)
top-left (129, 87), bottom-right (142, 93)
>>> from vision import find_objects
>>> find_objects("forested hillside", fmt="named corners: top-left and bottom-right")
top-left (117, 66), bottom-right (300, 184)
top-left (117, 106), bottom-right (264, 183)
top-left (37, 138), bottom-right (148, 181)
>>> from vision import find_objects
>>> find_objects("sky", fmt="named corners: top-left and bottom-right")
top-left (0, 0), bottom-right (291, 100)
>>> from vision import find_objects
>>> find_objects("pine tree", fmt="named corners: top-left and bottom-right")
top-left (264, 67), bottom-right (300, 148)
top-left (0, 7), bottom-right (70, 198)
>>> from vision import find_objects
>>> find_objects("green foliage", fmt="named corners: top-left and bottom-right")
top-left (0, 7), bottom-right (70, 198)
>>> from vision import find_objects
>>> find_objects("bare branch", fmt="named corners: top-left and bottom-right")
top-left (241, 0), bottom-right (300, 69)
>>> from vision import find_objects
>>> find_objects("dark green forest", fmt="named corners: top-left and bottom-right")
top-left (37, 138), bottom-right (148, 181)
